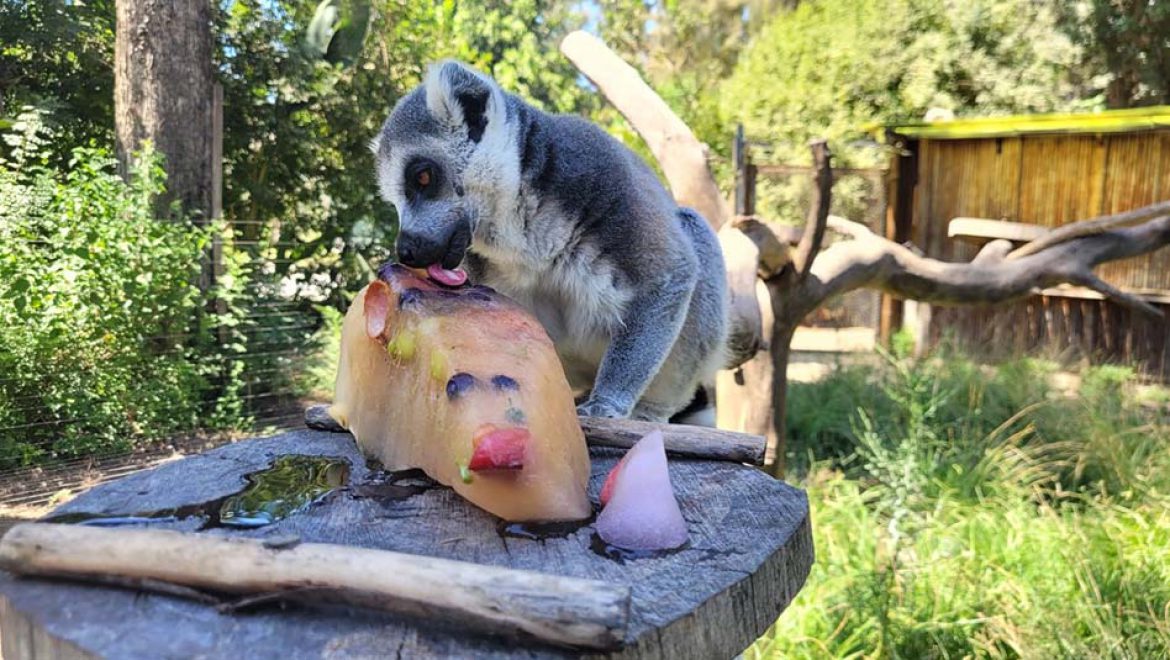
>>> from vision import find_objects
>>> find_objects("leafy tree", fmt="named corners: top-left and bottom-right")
top-left (215, 1), bottom-right (598, 309)
top-left (1058, 0), bottom-right (1170, 108)
top-left (725, 0), bottom-right (1093, 162)
top-left (717, 0), bottom-right (1096, 222)
top-left (0, 0), bottom-right (115, 164)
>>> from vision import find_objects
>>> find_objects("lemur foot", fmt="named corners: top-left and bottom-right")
top-left (576, 396), bottom-right (630, 419)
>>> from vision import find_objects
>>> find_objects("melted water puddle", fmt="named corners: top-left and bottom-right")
top-left (44, 455), bottom-right (351, 530)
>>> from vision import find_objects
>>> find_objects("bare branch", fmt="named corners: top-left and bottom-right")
top-left (791, 215), bottom-right (1170, 320)
top-left (1008, 199), bottom-right (1170, 260)
top-left (972, 239), bottom-right (1014, 264)
top-left (791, 140), bottom-right (833, 277)
top-left (731, 217), bottom-right (792, 278)
top-left (1070, 274), bottom-right (1163, 318)
top-left (826, 214), bottom-right (872, 240)
top-left (559, 31), bottom-right (729, 229)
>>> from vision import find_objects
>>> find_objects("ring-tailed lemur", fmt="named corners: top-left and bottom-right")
top-left (371, 60), bottom-right (727, 424)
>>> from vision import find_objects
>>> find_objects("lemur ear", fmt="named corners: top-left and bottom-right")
top-left (424, 60), bottom-right (504, 144)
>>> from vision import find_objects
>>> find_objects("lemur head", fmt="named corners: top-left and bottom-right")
top-left (372, 61), bottom-right (518, 270)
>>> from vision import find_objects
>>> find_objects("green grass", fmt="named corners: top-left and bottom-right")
top-left (749, 350), bottom-right (1170, 659)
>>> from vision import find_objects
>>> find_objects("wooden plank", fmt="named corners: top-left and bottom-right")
top-left (1036, 285), bottom-right (1170, 305)
top-left (947, 217), bottom-right (1048, 243)
top-left (914, 138), bottom-right (1023, 261)
top-left (1097, 132), bottom-right (1170, 290)
top-left (1017, 135), bottom-right (1108, 227)
top-left (577, 418), bottom-right (766, 466)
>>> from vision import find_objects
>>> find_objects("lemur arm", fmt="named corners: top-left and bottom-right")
top-left (577, 265), bottom-right (697, 419)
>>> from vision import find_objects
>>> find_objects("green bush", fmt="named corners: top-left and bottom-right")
top-left (0, 113), bottom-right (248, 467)
top-left (756, 353), bottom-right (1170, 658)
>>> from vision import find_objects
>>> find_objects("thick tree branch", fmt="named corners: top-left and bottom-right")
top-left (559, 31), bottom-right (729, 228)
top-left (790, 215), bottom-right (1170, 320)
top-left (1070, 273), bottom-right (1163, 317)
top-left (1008, 199), bottom-right (1170, 259)
top-left (791, 140), bottom-right (833, 277)
top-left (732, 217), bottom-right (792, 278)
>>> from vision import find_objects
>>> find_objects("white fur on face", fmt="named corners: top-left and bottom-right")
top-left (423, 62), bottom-right (521, 232)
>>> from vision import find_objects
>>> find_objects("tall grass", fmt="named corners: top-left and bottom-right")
top-left (750, 350), bottom-right (1170, 659)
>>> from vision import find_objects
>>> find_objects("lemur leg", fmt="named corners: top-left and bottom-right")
top-left (576, 266), bottom-right (697, 419)
top-left (629, 209), bottom-right (729, 423)
top-left (629, 305), bottom-right (717, 422)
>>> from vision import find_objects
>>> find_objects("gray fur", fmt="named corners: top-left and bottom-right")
top-left (373, 61), bottom-right (728, 422)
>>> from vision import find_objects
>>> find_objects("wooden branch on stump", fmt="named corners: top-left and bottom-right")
top-left (304, 405), bottom-right (767, 465)
top-left (579, 417), bottom-right (766, 465)
top-left (0, 523), bottom-right (631, 651)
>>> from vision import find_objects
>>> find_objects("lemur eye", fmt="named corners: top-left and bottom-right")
top-left (416, 168), bottom-right (431, 187)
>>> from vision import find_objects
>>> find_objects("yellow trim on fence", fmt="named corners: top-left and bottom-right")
top-left (870, 106), bottom-right (1170, 140)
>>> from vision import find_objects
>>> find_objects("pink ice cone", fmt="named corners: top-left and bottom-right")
top-left (595, 429), bottom-right (688, 551)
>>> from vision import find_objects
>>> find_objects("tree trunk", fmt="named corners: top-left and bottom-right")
top-left (766, 321), bottom-right (796, 478)
top-left (115, 0), bottom-right (214, 222)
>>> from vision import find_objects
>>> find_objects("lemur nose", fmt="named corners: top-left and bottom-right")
top-left (396, 231), bottom-right (445, 267)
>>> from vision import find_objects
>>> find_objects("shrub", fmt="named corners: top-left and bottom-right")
top-left (754, 352), bottom-right (1170, 658)
top-left (0, 112), bottom-right (248, 467)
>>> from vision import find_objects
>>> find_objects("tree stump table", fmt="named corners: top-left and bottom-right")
top-left (0, 428), bottom-right (812, 659)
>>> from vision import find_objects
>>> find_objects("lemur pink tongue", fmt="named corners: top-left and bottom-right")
top-left (426, 264), bottom-right (468, 287)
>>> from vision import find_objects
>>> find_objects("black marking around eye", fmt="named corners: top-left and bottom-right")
top-left (446, 373), bottom-right (477, 400)
top-left (405, 158), bottom-right (441, 199)
top-left (491, 375), bottom-right (519, 391)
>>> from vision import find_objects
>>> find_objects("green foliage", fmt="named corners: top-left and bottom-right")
top-left (0, 119), bottom-right (249, 468)
top-left (215, 0), bottom-right (597, 310)
top-left (719, 0), bottom-right (1098, 222)
top-left (726, 0), bottom-right (1093, 154)
top-left (0, 1), bottom-right (602, 465)
top-left (0, 0), bottom-right (115, 167)
top-left (305, 0), bottom-right (371, 65)
top-left (1057, 0), bottom-right (1170, 108)
top-left (763, 354), bottom-right (1170, 657)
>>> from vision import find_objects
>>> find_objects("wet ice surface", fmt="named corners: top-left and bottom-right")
top-left (595, 430), bottom-right (689, 552)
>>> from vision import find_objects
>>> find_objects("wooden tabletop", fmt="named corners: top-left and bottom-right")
top-left (0, 429), bottom-right (812, 659)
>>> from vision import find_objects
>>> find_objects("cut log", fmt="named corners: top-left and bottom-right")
top-left (0, 430), bottom-right (813, 659)
top-left (0, 523), bottom-right (631, 651)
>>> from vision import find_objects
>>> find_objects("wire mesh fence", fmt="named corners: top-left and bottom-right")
top-left (0, 207), bottom-right (371, 523)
